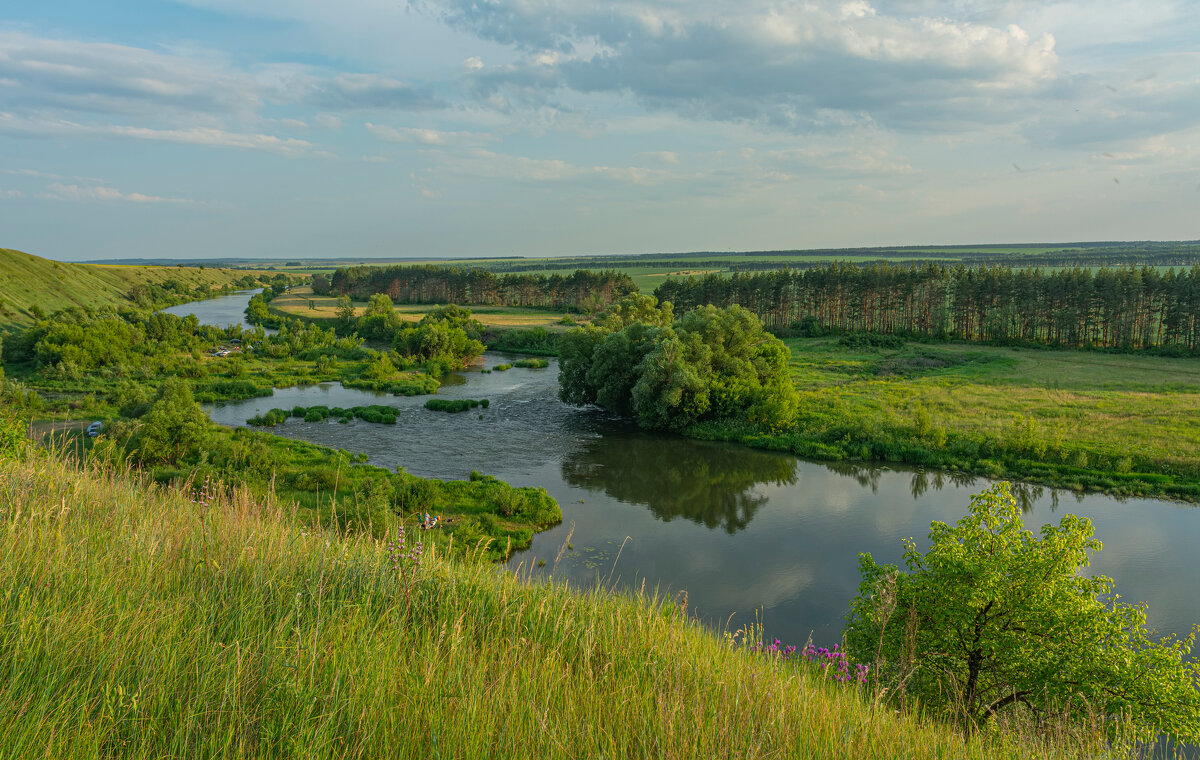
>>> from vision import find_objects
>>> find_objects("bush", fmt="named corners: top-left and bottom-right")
top-left (838, 332), bottom-right (905, 350)
top-left (424, 398), bottom-right (485, 413)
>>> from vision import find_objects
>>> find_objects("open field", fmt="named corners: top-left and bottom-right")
top-left (271, 287), bottom-right (581, 331)
top-left (0, 248), bottom-right (272, 326)
top-left (0, 446), bottom-right (1102, 759)
top-left (747, 338), bottom-right (1200, 496)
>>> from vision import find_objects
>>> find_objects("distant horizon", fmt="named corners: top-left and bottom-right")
top-left (56, 238), bottom-right (1200, 266)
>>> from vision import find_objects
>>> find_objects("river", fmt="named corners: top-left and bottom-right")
top-left (160, 289), bottom-right (264, 331)
top-left (188, 291), bottom-right (1200, 646)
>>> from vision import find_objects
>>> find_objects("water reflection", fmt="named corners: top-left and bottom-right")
top-left (831, 463), bottom-right (1054, 513)
top-left (562, 433), bottom-right (798, 533)
top-left (182, 289), bottom-right (1200, 647)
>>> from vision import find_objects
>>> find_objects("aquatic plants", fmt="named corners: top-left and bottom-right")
top-left (248, 404), bottom-right (401, 427)
top-left (424, 398), bottom-right (487, 413)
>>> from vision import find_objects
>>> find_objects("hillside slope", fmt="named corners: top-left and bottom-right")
top-left (0, 247), bottom-right (262, 325)
top-left (0, 445), bottom-right (1093, 759)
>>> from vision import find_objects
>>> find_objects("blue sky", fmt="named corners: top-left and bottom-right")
top-left (1, 0), bottom-right (1198, 261)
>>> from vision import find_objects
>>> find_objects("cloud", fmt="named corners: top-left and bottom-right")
top-left (0, 189), bottom-right (23, 199)
top-left (0, 30), bottom-right (261, 118)
top-left (37, 182), bottom-right (194, 204)
top-left (0, 113), bottom-right (317, 155)
top-left (290, 73), bottom-right (443, 110)
top-left (365, 122), bottom-right (494, 146)
top-left (434, 0), bottom-right (1060, 130)
top-left (435, 148), bottom-right (675, 185)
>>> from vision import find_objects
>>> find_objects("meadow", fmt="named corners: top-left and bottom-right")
top-left (270, 287), bottom-right (581, 332)
top-left (690, 336), bottom-right (1200, 500)
top-left (0, 443), bottom-right (1113, 759)
top-left (0, 248), bottom-right (273, 326)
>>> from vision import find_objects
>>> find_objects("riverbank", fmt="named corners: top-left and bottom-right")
top-left (683, 337), bottom-right (1200, 501)
top-left (0, 446), bottom-right (1104, 759)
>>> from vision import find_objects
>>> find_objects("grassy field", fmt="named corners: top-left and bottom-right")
top-left (703, 337), bottom-right (1200, 498)
top-left (0, 443), bottom-right (1111, 759)
top-left (0, 247), bottom-right (271, 326)
top-left (271, 287), bottom-right (582, 331)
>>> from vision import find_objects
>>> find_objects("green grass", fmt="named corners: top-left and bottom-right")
top-left (0, 248), bottom-right (272, 326)
top-left (271, 287), bottom-right (581, 330)
top-left (691, 337), bottom-right (1200, 500)
top-left (0, 448), bottom-right (1106, 759)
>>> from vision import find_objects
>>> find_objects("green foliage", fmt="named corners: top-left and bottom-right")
top-left (0, 411), bottom-right (26, 459)
top-left (134, 379), bottom-right (210, 464)
top-left (597, 292), bottom-right (674, 330)
top-left (839, 332), bottom-right (906, 350)
top-left (424, 398), bottom-right (486, 413)
top-left (485, 327), bottom-right (559, 355)
top-left (251, 404), bottom-right (401, 427)
top-left (392, 316), bottom-right (484, 370)
top-left (513, 358), bottom-right (549, 369)
top-left (244, 293), bottom-right (277, 328)
top-left (559, 303), bottom-right (800, 432)
top-left (247, 408), bottom-right (290, 427)
top-left (846, 483), bottom-right (1200, 744)
top-left (335, 294), bottom-right (355, 325)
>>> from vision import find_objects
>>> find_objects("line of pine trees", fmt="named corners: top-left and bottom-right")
top-left (319, 265), bottom-right (637, 312)
top-left (654, 263), bottom-right (1200, 352)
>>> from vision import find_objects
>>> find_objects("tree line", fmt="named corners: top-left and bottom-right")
top-left (654, 263), bottom-right (1200, 352)
top-left (318, 265), bottom-right (637, 312)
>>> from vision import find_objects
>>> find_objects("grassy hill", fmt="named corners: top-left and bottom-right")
top-left (0, 247), bottom-right (264, 326)
top-left (0, 442), bottom-right (1100, 759)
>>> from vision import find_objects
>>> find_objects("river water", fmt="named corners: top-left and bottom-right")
top-left (160, 289), bottom-right (264, 331)
top-left (191, 292), bottom-right (1200, 646)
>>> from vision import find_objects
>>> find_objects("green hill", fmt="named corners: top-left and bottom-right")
top-left (0, 247), bottom-right (264, 325)
top-left (0, 439), bottom-right (1100, 759)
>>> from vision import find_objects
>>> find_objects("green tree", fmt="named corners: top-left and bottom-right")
top-left (845, 483), bottom-right (1200, 744)
top-left (136, 379), bottom-right (210, 464)
top-left (336, 295), bottom-right (356, 325)
top-left (598, 293), bottom-right (673, 330)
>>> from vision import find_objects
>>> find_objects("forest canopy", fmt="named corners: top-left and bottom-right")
top-left (325, 264), bottom-right (636, 313)
top-left (558, 296), bottom-right (799, 432)
top-left (655, 263), bottom-right (1200, 353)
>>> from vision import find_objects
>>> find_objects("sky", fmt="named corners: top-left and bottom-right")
top-left (0, 1), bottom-right (1198, 262)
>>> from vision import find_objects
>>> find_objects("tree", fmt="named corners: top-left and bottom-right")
top-left (336, 295), bottom-right (356, 325)
top-left (558, 304), bottom-right (798, 432)
top-left (845, 483), bottom-right (1200, 744)
top-left (135, 379), bottom-right (210, 464)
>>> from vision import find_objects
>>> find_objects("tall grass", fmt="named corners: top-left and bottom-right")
top-left (0, 449), bottom-right (1106, 759)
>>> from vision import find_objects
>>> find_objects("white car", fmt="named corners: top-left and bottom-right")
top-left (85, 421), bottom-right (103, 437)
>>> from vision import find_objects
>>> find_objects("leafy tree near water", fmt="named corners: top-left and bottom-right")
top-left (559, 297), bottom-right (799, 432)
top-left (846, 483), bottom-right (1200, 744)
top-left (134, 379), bottom-right (210, 464)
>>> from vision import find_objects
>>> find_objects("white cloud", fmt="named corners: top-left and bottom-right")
top-left (365, 122), bottom-right (493, 146)
top-left (0, 113), bottom-right (317, 155)
top-left (37, 182), bottom-right (194, 204)
top-left (434, 148), bottom-right (675, 185)
top-left (0, 189), bottom-right (23, 199)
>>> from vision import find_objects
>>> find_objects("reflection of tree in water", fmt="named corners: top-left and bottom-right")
top-left (832, 464), bottom-right (1051, 514)
top-left (910, 470), bottom-right (1047, 513)
top-left (561, 434), bottom-right (798, 533)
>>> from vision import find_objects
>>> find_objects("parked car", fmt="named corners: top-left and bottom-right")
top-left (86, 421), bottom-right (103, 437)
